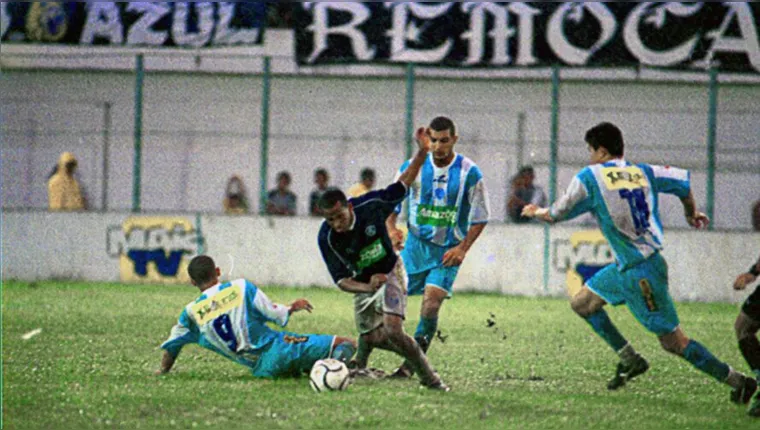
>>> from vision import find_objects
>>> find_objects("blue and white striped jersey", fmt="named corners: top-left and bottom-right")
top-left (550, 159), bottom-right (690, 271)
top-left (160, 279), bottom-right (291, 369)
top-left (394, 153), bottom-right (490, 248)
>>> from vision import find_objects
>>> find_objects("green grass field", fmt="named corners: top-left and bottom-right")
top-left (2, 280), bottom-right (756, 429)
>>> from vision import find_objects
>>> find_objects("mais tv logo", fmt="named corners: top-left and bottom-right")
top-left (107, 217), bottom-right (205, 283)
top-left (553, 230), bottom-right (614, 297)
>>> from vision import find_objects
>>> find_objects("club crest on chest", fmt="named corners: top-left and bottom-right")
top-left (365, 225), bottom-right (376, 237)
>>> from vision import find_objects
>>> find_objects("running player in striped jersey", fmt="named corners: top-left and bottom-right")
top-left (733, 254), bottom-right (760, 416)
top-left (386, 116), bottom-right (490, 378)
top-left (522, 122), bottom-right (757, 406)
top-left (156, 255), bottom-right (356, 378)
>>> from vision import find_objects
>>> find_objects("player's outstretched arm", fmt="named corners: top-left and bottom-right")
top-left (397, 127), bottom-right (431, 187)
top-left (288, 299), bottom-right (313, 315)
top-left (155, 350), bottom-right (177, 375)
top-left (337, 275), bottom-right (387, 294)
top-left (521, 204), bottom-right (555, 223)
top-left (680, 191), bottom-right (709, 229)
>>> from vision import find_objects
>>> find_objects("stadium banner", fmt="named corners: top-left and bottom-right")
top-left (107, 217), bottom-right (205, 284)
top-left (294, 2), bottom-right (760, 73)
top-left (552, 230), bottom-right (612, 298)
top-left (0, 2), bottom-right (266, 47)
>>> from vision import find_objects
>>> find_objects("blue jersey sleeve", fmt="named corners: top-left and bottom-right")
top-left (644, 164), bottom-right (690, 198)
top-left (160, 309), bottom-right (199, 357)
top-left (550, 170), bottom-right (594, 222)
top-left (245, 280), bottom-right (291, 327)
top-left (318, 225), bottom-right (353, 283)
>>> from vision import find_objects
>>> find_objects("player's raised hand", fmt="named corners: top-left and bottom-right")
top-left (289, 299), bottom-right (313, 314)
top-left (415, 127), bottom-right (431, 153)
top-left (686, 211), bottom-right (710, 229)
top-left (733, 273), bottom-right (757, 291)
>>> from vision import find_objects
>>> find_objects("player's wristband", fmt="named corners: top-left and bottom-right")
top-left (750, 263), bottom-right (760, 277)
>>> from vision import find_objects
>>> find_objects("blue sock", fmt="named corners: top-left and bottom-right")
top-left (584, 310), bottom-right (628, 352)
top-left (331, 342), bottom-right (356, 363)
top-left (414, 317), bottom-right (438, 349)
top-left (682, 340), bottom-right (730, 382)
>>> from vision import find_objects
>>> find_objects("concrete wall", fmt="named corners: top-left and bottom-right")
top-left (3, 211), bottom-right (757, 304)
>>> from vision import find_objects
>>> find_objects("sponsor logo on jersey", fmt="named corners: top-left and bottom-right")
top-left (107, 217), bottom-right (205, 284)
top-left (553, 230), bottom-right (614, 297)
top-left (191, 285), bottom-right (242, 325)
top-left (417, 204), bottom-right (457, 226)
top-left (357, 239), bottom-right (387, 270)
top-left (601, 166), bottom-right (649, 190)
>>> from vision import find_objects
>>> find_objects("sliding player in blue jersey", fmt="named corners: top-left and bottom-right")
top-left (156, 255), bottom-right (356, 378)
top-left (522, 122), bottom-right (757, 407)
top-left (386, 116), bottom-right (490, 378)
top-left (317, 127), bottom-right (449, 391)
top-left (733, 253), bottom-right (760, 416)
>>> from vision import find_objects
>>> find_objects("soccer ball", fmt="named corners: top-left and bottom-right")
top-left (309, 359), bottom-right (351, 392)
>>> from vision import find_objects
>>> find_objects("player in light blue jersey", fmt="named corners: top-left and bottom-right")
top-left (156, 255), bottom-right (356, 378)
top-left (522, 122), bottom-right (757, 407)
top-left (386, 116), bottom-right (490, 378)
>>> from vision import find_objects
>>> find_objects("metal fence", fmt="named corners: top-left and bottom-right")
top-left (2, 54), bottom-right (759, 231)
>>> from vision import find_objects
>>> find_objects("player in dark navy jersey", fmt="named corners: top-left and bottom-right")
top-left (317, 127), bottom-right (449, 391)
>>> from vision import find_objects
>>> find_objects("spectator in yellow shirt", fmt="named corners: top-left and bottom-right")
top-left (223, 175), bottom-right (250, 215)
top-left (47, 152), bottom-right (86, 211)
top-left (347, 167), bottom-right (375, 198)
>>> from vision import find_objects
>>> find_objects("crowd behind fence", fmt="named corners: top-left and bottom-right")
top-left (1, 54), bottom-right (759, 231)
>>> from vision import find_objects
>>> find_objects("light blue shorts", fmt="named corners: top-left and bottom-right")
top-left (402, 234), bottom-right (459, 297)
top-left (407, 266), bottom-right (459, 297)
top-left (252, 332), bottom-right (335, 378)
top-left (586, 253), bottom-right (680, 336)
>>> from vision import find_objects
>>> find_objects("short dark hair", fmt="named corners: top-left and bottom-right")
top-left (317, 187), bottom-right (348, 212)
top-left (429, 116), bottom-right (456, 136)
top-left (518, 165), bottom-right (534, 176)
top-left (277, 171), bottom-right (291, 182)
top-left (188, 255), bottom-right (216, 285)
top-left (360, 168), bottom-right (375, 181)
top-left (314, 168), bottom-right (328, 179)
top-left (585, 122), bottom-right (624, 157)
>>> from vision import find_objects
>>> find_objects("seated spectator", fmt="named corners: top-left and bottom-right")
top-left (309, 168), bottom-right (330, 216)
top-left (223, 175), bottom-right (250, 215)
top-left (347, 167), bottom-right (375, 198)
top-left (48, 152), bottom-right (86, 211)
top-left (266, 171), bottom-right (297, 216)
top-left (507, 165), bottom-right (546, 223)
